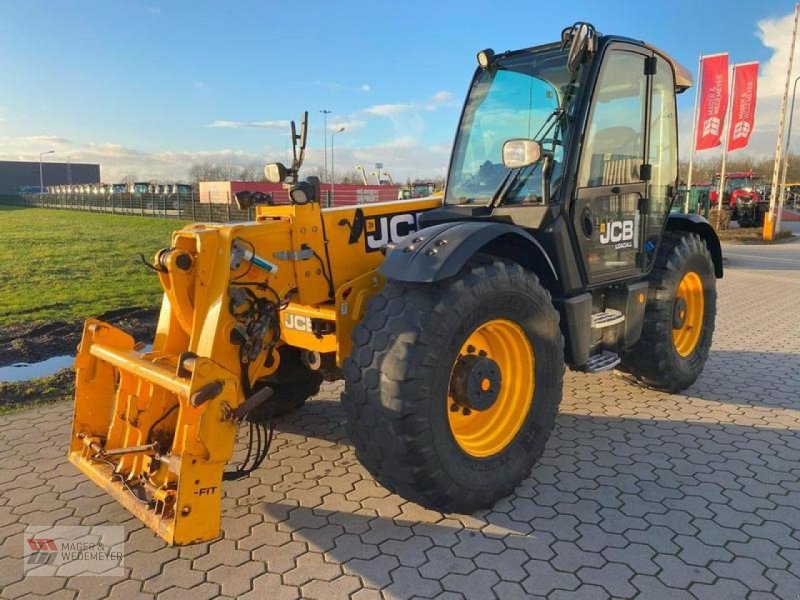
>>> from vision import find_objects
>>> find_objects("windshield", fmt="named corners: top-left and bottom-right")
top-left (715, 175), bottom-right (755, 193)
top-left (445, 45), bottom-right (578, 206)
top-left (725, 177), bottom-right (753, 192)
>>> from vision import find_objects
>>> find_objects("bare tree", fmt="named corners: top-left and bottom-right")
top-left (187, 161), bottom-right (249, 183)
top-left (678, 153), bottom-right (798, 186)
top-left (239, 162), bottom-right (266, 182)
top-left (335, 170), bottom-right (364, 184)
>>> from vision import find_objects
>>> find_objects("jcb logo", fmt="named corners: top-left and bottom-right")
top-left (599, 220), bottom-right (634, 245)
top-left (365, 211), bottom-right (426, 252)
top-left (284, 313), bottom-right (313, 332)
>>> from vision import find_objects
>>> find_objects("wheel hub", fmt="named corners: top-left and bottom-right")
top-left (450, 355), bottom-right (502, 412)
top-left (672, 271), bottom-right (705, 357)
top-left (672, 297), bottom-right (688, 329)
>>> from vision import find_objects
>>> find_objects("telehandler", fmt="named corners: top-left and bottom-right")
top-left (69, 23), bottom-right (722, 544)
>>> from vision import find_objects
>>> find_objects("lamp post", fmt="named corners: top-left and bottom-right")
top-left (331, 126), bottom-right (345, 206)
top-left (39, 150), bottom-right (55, 193)
top-left (320, 109), bottom-right (332, 182)
top-left (778, 75), bottom-right (800, 216)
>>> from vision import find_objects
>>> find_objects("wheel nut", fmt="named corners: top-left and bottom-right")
top-left (467, 345), bottom-right (476, 354)
top-left (462, 407), bottom-right (472, 416)
top-left (450, 403), bottom-right (459, 412)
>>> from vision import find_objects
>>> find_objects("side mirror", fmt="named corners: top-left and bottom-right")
top-left (563, 22), bottom-right (595, 74)
top-left (264, 163), bottom-right (288, 183)
top-left (502, 139), bottom-right (542, 168)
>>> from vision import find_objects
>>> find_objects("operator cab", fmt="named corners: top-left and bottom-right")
top-left (422, 23), bottom-right (693, 294)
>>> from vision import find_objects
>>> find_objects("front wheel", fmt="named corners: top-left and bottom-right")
top-left (621, 232), bottom-right (716, 392)
top-left (341, 259), bottom-right (564, 513)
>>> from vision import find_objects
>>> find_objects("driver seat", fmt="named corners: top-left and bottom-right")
top-left (587, 126), bottom-right (641, 186)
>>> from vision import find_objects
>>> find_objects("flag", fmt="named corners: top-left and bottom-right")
top-left (727, 62), bottom-right (759, 151)
top-left (695, 53), bottom-right (729, 151)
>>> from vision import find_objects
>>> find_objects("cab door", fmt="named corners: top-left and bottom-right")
top-left (572, 45), bottom-right (650, 284)
top-left (643, 53), bottom-right (678, 268)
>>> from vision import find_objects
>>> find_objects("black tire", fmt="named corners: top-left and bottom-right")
top-left (621, 232), bottom-right (716, 392)
top-left (249, 346), bottom-right (323, 420)
top-left (341, 259), bottom-right (564, 513)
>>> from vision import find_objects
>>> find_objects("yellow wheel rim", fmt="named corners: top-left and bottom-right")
top-left (672, 272), bottom-right (704, 357)
top-left (448, 319), bottom-right (535, 458)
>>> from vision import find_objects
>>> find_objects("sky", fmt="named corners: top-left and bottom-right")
top-left (0, 0), bottom-right (798, 182)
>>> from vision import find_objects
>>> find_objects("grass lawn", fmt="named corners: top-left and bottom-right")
top-left (0, 206), bottom-right (187, 327)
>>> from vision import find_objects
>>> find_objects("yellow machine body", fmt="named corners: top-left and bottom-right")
top-left (68, 196), bottom-right (440, 544)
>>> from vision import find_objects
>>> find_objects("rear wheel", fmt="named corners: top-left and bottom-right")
top-left (341, 259), bottom-right (564, 512)
top-left (622, 232), bottom-right (716, 392)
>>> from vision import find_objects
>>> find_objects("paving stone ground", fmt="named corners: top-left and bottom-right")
top-left (1, 237), bottom-right (799, 599)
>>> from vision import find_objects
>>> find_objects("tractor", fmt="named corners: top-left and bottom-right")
top-left (710, 170), bottom-right (766, 228)
top-left (68, 22), bottom-right (722, 545)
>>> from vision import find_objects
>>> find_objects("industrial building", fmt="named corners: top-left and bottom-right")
top-left (0, 160), bottom-right (100, 194)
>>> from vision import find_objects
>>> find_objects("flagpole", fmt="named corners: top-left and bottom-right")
top-left (716, 63), bottom-right (737, 231)
top-left (685, 54), bottom-right (703, 212)
top-left (766, 2), bottom-right (800, 240)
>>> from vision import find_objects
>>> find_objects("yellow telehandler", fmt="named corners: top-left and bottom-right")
top-left (69, 22), bottom-right (723, 544)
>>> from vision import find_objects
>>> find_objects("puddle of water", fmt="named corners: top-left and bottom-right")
top-left (0, 345), bottom-right (153, 383)
top-left (0, 355), bottom-right (75, 383)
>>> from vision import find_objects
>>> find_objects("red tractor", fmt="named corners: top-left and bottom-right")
top-left (709, 171), bottom-right (766, 228)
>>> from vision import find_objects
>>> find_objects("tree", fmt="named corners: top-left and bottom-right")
top-left (335, 170), bottom-right (364, 184)
top-left (677, 153), bottom-right (800, 188)
top-left (239, 162), bottom-right (266, 182)
top-left (187, 161), bottom-right (252, 183)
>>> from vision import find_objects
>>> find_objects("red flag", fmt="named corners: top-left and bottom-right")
top-left (695, 54), bottom-right (729, 151)
top-left (727, 62), bottom-right (759, 151)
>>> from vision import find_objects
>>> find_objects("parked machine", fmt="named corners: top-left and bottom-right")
top-left (398, 181), bottom-right (438, 200)
top-left (710, 170), bottom-right (766, 227)
top-left (68, 22), bottom-right (722, 545)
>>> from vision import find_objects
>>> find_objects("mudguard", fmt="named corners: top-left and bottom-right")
top-left (665, 213), bottom-right (724, 278)
top-left (379, 221), bottom-right (557, 283)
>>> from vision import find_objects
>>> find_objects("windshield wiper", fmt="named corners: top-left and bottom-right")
top-left (487, 109), bottom-right (563, 209)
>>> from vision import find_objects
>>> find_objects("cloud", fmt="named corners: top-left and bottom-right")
top-left (678, 8), bottom-right (800, 158)
top-left (327, 117), bottom-right (367, 132)
top-left (206, 119), bottom-right (290, 130)
top-left (0, 133), bottom-right (452, 183)
top-left (192, 81), bottom-right (210, 91)
top-left (363, 103), bottom-right (414, 117)
top-left (733, 10), bottom-right (800, 153)
top-left (362, 90), bottom-right (457, 118)
top-left (431, 90), bottom-right (455, 104)
top-left (146, 6), bottom-right (161, 14)
top-left (316, 81), bottom-right (371, 93)
top-left (0, 135), bottom-right (71, 149)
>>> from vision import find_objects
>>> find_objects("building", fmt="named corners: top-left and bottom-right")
top-left (0, 160), bottom-right (100, 194)
top-left (198, 181), bottom-right (400, 207)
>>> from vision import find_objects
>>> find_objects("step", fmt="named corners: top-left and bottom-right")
top-left (585, 351), bottom-right (621, 373)
top-left (591, 309), bottom-right (625, 329)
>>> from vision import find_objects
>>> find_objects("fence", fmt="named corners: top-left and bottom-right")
top-left (0, 187), bottom-right (408, 223)
top-left (1, 192), bottom-right (256, 222)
